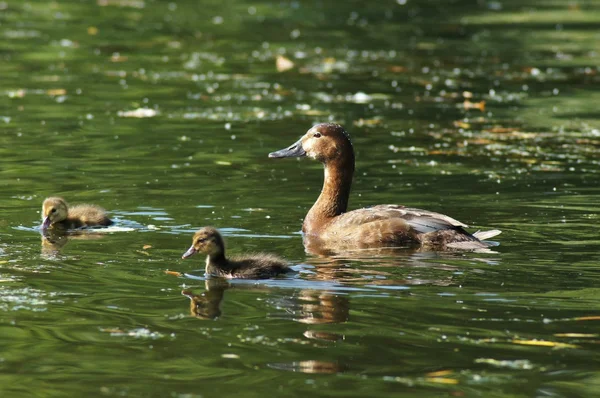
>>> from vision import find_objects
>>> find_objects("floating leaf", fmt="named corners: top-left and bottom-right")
top-left (484, 127), bottom-right (521, 134)
top-left (463, 100), bottom-right (486, 111)
top-left (554, 333), bottom-right (598, 338)
top-left (47, 89), bottom-right (66, 96)
top-left (165, 270), bottom-right (183, 277)
top-left (388, 65), bottom-right (407, 73)
top-left (111, 53), bottom-right (128, 62)
top-left (142, 245), bottom-right (152, 250)
top-left (475, 358), bottom-right (534, 369)
top-left (276, 55), bottom-right (294, 72)
top-left (453, 121), bottom-right (471, 129)
top-left (221, 353), bottom-right (240, 359)
top-left (426, 369), bottom-right (453, 377)
top-left (574, 316), bottom-right (600, 321)
top-left (424, 377), bottom-right (459, 385)
top-left (118, 108), bottom-right (157, 118)
top-left (511, 339), bottom-right (577, 349)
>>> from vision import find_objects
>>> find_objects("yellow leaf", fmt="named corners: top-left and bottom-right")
top-left (574, 316), bottom-right (600, 321)
top-left (276, 55), bottom-right (294, 72)
top-left (47, 89), bottom-right (67, 96)
top-left (426, 369), bottom-right (453, 377)
top-left (425, 377), bottom-right (459, 385)
top-left (554, 333), bottom-right (598, 338)
top-left (511, 339), bottom-right (578, 349)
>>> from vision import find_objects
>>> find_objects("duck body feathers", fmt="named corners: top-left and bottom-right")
top-left (305, 204), bottom-right (495, 250)
top-left (207, 254), bottom-right (290, 279)
top-left (61, 204), bottom-right (113, 229)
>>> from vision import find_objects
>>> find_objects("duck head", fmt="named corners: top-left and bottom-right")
top-left (41, 197), bottom-right (68, 230)
top-left (268, 123), bottom-right (354, 164)
top-left (182, 227), bottom-right (225, 259)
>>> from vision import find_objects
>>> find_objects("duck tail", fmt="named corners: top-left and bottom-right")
top-left (473, 229), bottom-right (502, 241)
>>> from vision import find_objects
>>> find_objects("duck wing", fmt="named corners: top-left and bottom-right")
top-left (334, 204), bottom-right (468, 234)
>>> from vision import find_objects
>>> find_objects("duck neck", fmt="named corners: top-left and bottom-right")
top-left (205, 251), bottom-right (228, 274)
top-left (304, 157), bottom-right (354, 233)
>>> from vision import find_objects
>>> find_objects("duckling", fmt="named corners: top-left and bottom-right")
top-left (269, 123), bottom-right (501, 252)
top-left (181, 227), bottom-right (290, 279)
top-left (41, 197), bottom-right (113, 231)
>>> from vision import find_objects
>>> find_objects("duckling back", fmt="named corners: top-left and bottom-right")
top-left (68, 204), bottom-right (113, 228)
top-left (205, 253), bottom-right (290, 279)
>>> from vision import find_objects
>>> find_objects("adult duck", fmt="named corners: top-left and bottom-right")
top-left (41, 197), bottom-right (113, 231)
top-left (268, 123), bottom-right (500, 252)
top-left (181, 227), bottom-right (290, 279)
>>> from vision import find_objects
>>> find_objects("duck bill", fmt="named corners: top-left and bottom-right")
top-left (182, 246), bottom-right (197, 259)
top-left (268, 138), bottom-right (306, 158)
top-left (181, 289), bottom-right (194, 298)
top-left (41, 216), bottom-right (52, 231)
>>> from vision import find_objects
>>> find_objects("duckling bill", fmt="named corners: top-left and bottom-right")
top-left (41, 197), bottom-right (113, 231)
top-left (182, 227), bottom-right (290, 279)
top-left (269, 123), bottom-right (501, 251)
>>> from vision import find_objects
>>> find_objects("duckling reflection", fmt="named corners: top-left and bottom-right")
top-left (41, 197), bottom-right (113, 232)
top-left (181, 279), bottom-right (229, 320)
top-left (41, 230), bottom-right (70, 256)
top-left (41, 228), bottom-right (107, 257)
top-left (181, 227), bottom-right (291, 279)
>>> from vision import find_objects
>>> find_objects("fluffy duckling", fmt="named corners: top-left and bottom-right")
top-left (41, 197), bottom-right (113, 231)
top-left (181, 227), bottom-right (290, 279)
top-left (269, 123), bottom-right (501, 251)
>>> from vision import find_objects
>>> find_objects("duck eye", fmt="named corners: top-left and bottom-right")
top-left (50, 208), bottom-right (56, 214)
top-left (196, 238), bottom-right (207, 244)
top-left (313, 132), bottom-right (322, 138)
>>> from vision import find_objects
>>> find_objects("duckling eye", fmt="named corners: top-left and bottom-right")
top-left (196, 238), bottom-right (207, 244)
top-left (313, 132), bottom-right (322, 138)
top-left (50, 208), bottom-right (56, 214)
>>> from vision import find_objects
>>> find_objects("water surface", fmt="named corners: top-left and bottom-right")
top-left (1, 0), bottom-right (600, 397)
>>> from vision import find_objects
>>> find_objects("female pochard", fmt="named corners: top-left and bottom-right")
top-left (41, 197), bottom-right (113, 231)
top-left (269, 123), bottom-right (500, 251)
top-left (182, 227), bottom-right (290, 279)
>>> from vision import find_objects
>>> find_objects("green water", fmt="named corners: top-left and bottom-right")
top-left (1, 0), bottom-right (600, 396)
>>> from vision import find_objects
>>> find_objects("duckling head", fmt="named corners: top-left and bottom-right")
top-left (41, 197), bottom-right (68, 230)
top-left (268, 123), bottom-right (354, 164)
top-left (182, 227), bottom-right (225, 259)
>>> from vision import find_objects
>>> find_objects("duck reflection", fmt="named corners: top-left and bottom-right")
top-left (181, 279), bottom-right (229, 320)
top-left (178, 277), bottom-right (350, 325)
top-left (304, 235), bottom-right (499, 257)
top-left (41, 230), bottom-right (70, 256)
top-left (302, 246), bottom-right (500, 287)
top-left (41, 229), bottom-right (106, 257)
top-left (292, 289), bottom-right (349, 325)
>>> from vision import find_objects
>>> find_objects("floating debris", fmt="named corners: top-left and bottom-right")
top-left (118, 108), bottom-right (158, 118)
top-left (276, 55), bottom-right (294, 72)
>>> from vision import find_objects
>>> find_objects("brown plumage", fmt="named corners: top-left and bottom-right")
top-left (41, 197), bottom-right (113, 231)
top-left (181, 227), bottom-right (290, 279)
top-left (269, 123), bottom-right (501, 252)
